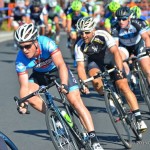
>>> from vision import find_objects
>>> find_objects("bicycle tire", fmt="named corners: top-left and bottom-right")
top-left (45, 108), bottom-right (79, 150)
top-left (125, 110), bottom-right (142, 141)
top-left (105, 91), bottom-right (132, 149)
top-left (0, 132), bottom-right (18, 150)
top-left (68, 106), bottom-right (93, 150)
top-left (138, 71), bottom-right (150, 112)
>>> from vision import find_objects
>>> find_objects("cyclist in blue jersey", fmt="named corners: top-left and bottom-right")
top-left (14, 23), bottom-right (103, 150)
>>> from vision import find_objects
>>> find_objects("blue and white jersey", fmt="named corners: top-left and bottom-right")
top-left (111, 19), bottom-right (148, 46)
top-left (15, 36), bottom-right (59, 75)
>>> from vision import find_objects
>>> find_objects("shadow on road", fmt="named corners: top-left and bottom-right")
top-left (14, 129), bottom-right (51, 141)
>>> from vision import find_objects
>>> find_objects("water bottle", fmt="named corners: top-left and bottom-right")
top-left (61, 110), bottom-right (73, 128)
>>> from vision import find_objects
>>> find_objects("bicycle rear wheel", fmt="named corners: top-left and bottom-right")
top-left (105, 92), bottom-right (132, 149)
top-left (0, 132), bottom-right (18, 150)
top-left (45, 108), bottom-right (79, 150)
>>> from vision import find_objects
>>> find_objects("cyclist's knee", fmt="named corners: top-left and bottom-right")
top-left (116, 78), bottom-right (130, 93)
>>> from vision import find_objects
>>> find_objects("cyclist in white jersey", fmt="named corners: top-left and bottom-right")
top-left (111, 6), bottom-right (150, 88)
top-left (75, 16), bottom-right (147, 133)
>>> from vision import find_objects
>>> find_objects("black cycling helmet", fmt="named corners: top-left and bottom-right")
top-left (116, 6), bottom-right (131, 18)
top-left (32, 0), bottom-right (41, 7)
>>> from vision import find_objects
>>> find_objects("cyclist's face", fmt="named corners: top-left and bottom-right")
top-left (118, 17), bottom-right (130, 28)
top-left (74, 11), bottom-right (80, 16)
top-left (80, 30), bottom-right (94, 44)
top-left (33, 6), bottom-right (40, 12)
top-left (19, 41), bottom-right (38, 58)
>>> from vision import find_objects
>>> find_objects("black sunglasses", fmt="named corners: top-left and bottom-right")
top-left (117, 17), bottom-right (128, 21)
top-left (80, 31), bottom-right (91, 35)
top-left (19, 42), bottom-right (34, 50)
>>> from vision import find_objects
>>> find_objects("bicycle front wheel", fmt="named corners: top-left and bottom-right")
top-left (0, 132), bottom-right (18, 150)
top-left (45, 108), bottom-right (79, 150)
top-left (105, 92), bottom-right (132, 149)
top-left (138, 71), bottom-right (150, 112)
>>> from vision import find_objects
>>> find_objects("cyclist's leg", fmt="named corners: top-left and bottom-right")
top-left (53, 16), bottom-right (60, 44)
top-left (118, 46), bottom-right (130, 78)
top-left (113, 67), bottom-right (147, 132)
top-left (87, 61), bottom-right (104, 95)
top-left (136, 40), bottom-right (150, 86)
top-left (66, 68), bottom-right (103, 149)
top-left (25, 72), bottom-right (52, 114)
top-left (106, 51), bottom-right (147, 132)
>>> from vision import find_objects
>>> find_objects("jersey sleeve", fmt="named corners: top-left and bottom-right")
top-left (131, 19), bottom-right (148, 34)
top-left (46, 39), bottom-right (60, 56)
top-left (111, 26), bottom-right (119, 41)
top-left (96, 30), bottom-right (116, 48)
top-left (104, 18), bottom-right (111, 28)
top-left (15, 51), bottom-right (28, 74)
top-left (75, 40), bottom-right (85, 62)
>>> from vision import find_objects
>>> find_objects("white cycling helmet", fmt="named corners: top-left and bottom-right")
top-left (48, 0), bottom-right (57, 7)
top-left (15, 23), bottom-right (38, 43)
top-left (76, 16), bottom-right (96, 32)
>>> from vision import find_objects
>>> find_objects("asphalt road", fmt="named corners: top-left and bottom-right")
top-left (0, 31), bottom-right (150, 150)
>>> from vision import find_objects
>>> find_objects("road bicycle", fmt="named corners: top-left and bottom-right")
top-left (0, 131), bottom-right (18, 150)
top-left (123, 51), bottom-right (150, 112)
top-left (14, 76), bottom-right (93, 150)
top-left (80, 67), bottom-right (142, 149)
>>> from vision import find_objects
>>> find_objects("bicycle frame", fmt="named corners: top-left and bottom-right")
top-left (14, 79), bottom-right (89, 149)
top-left (44, 89), bottom-right (87, 146)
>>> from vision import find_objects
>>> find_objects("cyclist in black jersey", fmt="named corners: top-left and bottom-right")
top-left (75, 16), bottom-right (147, 133)
top-left (111, 6), bottom-right (150, 89)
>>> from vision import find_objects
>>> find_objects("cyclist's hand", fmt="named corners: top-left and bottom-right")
top-left (60, 84), bottom-right (69, 94)
top-left (115, 69), bottom-right (124, 79)
top-left (80, 80), bottom-right (90, 94)
top-left (17, 102), bottom-right (30, 114)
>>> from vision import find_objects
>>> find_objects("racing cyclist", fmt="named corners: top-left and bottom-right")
top-left (104, 1), bottom-right (121, 33)
top-left (14, 23), bottom-right (103, 150)
top-left (26, 0), bottom-right (48, 35)
top-left (111, 7), bottom-right (150, 89)
top-left (46, 0), bottom-right (66, 44)
top-left (75, 16), bottom-right (147, 133)
top-left (66, 0), bottom-right (88, 67)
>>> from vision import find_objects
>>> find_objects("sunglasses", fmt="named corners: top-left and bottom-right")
top-left (80, 31), bottom-right (91, 35)
top-left (19, 42), bottom-right (34, 50)
top-left (117, 17), bottom-right (128, 21)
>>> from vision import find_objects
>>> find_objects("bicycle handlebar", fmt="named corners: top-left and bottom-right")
top-left (123, 50), bottom-right (149, 63)
top-left (82, 68), bottom-right (115, 84)
top-left (14, 78), bottom-right (61, 106)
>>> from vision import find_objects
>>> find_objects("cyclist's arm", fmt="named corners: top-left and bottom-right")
top-left (66, 14), bottom-right (72, 34)
top-left (77, 61), bottom-right (87, 80)
top-left (104, 18), bottom-right (111, 33)
top-left (141, 31), bottom-right (150, 47)
top-left (109, 45), bottom-right (123, 71)
top-left (51, 50), bottom-right (68, 85)
top-left (18, 72), bottom-right (30, 99)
